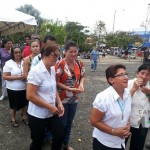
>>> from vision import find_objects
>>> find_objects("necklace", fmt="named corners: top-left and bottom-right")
top-left (117, 99), bottom-right (125, 120)
top-left (16, 61), bottom-right (22, 75)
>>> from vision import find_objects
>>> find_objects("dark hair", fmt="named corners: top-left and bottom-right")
top-left (11, 46), bottom-right (22, 61)
top-left (137, 63), bottom-right (150, 73)
top-left (43, 35), bottom-right (56, 44)
top-left (41, 43), bottom-right (58, 58)
top-left (64, 41), bottom-right (77, 51)
top-left (106, 64), bottom-right (126, 85)
top-left (34, 37), bottom-right (42, 48)
top-left (1, 39), bottom-right (12, 48)
top-left (25, 35), bottom-right (31, 40)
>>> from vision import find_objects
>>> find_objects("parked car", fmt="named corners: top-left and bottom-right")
top-left (129, 53), bottom-right (136, 59)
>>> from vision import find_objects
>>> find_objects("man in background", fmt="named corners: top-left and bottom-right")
top-left (90, 47), bottom-right (100, 71)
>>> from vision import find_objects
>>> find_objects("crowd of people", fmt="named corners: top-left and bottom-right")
top-left (0, 34), bottom-right (150, 150)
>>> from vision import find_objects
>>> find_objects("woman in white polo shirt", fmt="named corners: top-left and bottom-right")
top-left (126, 63), bottom-right (150, 150)
top-left (90, 64), bottom-right (131, 150)
top-left (27, 43), bottom-right (64, 150)
top-left (3, 46), bottom-right (28, 127)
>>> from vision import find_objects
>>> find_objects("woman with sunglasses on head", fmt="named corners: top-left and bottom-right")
top-left (27, 43), bottom-right (64, 150)
top-left (90, 64), bottom-right (131, 150)
top-left (55, 41), bottom-right (85, 150)
top-left (3, 46), bottom-right (28, 127)
top-left (126, 63), bottom-right (150, 150)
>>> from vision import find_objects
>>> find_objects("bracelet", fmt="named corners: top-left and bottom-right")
top-left (111, 128), bottom-right (116, 134)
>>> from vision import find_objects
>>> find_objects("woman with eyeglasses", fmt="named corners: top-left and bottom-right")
top-left (56, 41), bottom-right (85, 150)
top-left (90, 64), bottom-right (131, 150)
top-left (3, 47), bottom-right (28, 127)
top-left (126, 63), bottom-right (150, 150)
top-left (27, 43), bottom-right (64, 150)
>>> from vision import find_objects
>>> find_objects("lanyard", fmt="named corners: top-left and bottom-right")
top-left (117, 99), bottom-right (125, 120)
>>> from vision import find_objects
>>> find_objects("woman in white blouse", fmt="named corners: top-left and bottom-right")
top-left (90, 64), bottom-right (131, 150)
top-left (27, 43), bottom-right (64, 150)
top-left (126, 63), bottom-right (150, 150)
top-left (3, 46), bottom-right (28, 127)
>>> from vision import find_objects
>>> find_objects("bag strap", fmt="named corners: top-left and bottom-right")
top-left (75, 59), bottom-right (81, 82)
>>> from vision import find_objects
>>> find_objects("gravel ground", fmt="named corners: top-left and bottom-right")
top-left (0, 55), bottom-right (149, 150)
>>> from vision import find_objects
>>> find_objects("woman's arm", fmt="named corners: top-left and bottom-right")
top-left (56, 90), bottom-right (64, 116)
top-left (3, 72), bottom-right (24, 80)
top-left (23, 57), bottom-right (29, 80)
top-left (27, 83), bottom-right (59, 115)
top-left (90, 108), bottom-right (130, 138)
top-left (56, 75), bottom-right (80, 92)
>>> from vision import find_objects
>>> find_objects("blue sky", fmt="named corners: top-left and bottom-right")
top-left (2, 0), bottom-right (150, 32)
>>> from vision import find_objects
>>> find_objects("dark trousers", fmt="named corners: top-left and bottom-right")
top-left (28, 114), bottom-right (64, 150)
top-left (60, 103), bottom-right (77, 146)
top-left (126, 125), bottom-right (148, 150)
top-left (93, 138), bottom-right (125, 150)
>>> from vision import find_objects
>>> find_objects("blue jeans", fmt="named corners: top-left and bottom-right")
top-left (91, 60), bottom-right (98, 70)
top-left (60, 102), bottom-right (77, 146)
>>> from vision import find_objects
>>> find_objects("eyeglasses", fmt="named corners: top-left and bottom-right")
top-left (114, 73), bottom-right (128, 78)
top-left (50, 53), bottom-right (59, 59)
top-left (14, 51), bottom-right (21, 54)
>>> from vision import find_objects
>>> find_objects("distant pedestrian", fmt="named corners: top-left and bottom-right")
top-left (90, 48), bottom-right (100, 71)
top-left (143, 49), bottom-right (150, 63)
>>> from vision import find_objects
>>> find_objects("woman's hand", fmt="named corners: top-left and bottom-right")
top-left (17, 75), bottom-right (25, 80)
top-left (57, 103), bottom-right (64, 117)
top-left (114, 123), bottom-right (131, 138)
top-left (49, 105), bottom-right (59, 115)
top-left (141, 86), bottom-right (150, 95)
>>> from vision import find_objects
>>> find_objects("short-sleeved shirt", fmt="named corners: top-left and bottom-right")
top-left (91, 50), bottom-right (99, 61)
top-left (0, 48), bottom-right (11, 68)
top-left (3, 59), bottom-right (26, 90)
top-left (31, 54), bottom-right (41, 68)
top-left (92, 86), bottom-right (131, 149)
top-left (128, 78), bottom-right (150, 128)
top-left (27, 60), bottom-right (56, 119)
top-left (55, 59), bottom-right (85, 103)
top-left (23, 46), bottom-right (31, 58)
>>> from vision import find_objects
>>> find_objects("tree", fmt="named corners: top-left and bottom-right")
top-left (40, 19), bottom-right (67, 45)
top-left (105, 31), bottom-right (143, 49)
top-left (65, 21), bottom-right (90, 51)
top-left (17, 4), bottom-right (43, 33)
top-left (93, 20), bottom-right (106, 46)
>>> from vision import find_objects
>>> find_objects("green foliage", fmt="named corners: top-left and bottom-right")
top-left (105, 31), bottom-right (143, 49)
top-left (40, 19), bottom-right (67, 45)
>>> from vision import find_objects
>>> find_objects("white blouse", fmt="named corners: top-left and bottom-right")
top-left (27, 60), bottom-right (56, 119)
top-left (128, 78), bottom-right (150, 128)
top-left (3, 59), bottom-right (26, 90)
top-left (92, 86), bottom-right (131, 149)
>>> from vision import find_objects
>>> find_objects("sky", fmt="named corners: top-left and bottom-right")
top-left (1, 0), bottom-right (150, 33)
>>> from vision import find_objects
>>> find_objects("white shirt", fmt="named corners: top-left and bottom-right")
top-left (31, 54), bottom-right (41, 69)
top-left (128, 79), bottom-right (150, 128)
top-left (27, 60), bottom-right (56, 119)
top-left (92, 86), bottom-right (131, 149)
top-left (3, 59), bottom-right (26, 90)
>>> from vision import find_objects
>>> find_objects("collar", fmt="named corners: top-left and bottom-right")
top-left (109, 86), bottom-right (129, 101)
top-left (38, 60), bottom-right (49, 73)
